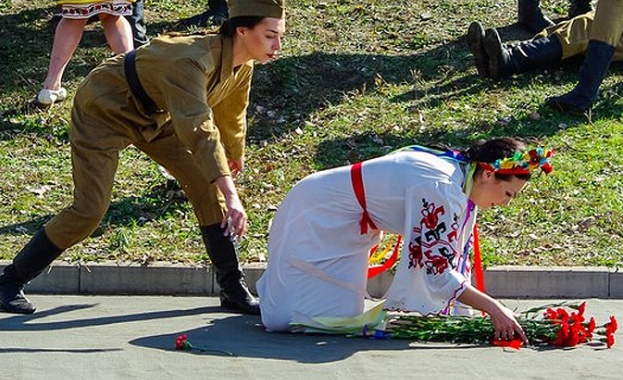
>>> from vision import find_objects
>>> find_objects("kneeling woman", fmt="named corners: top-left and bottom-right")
top-left (257, 138), bottom-right (553, 343)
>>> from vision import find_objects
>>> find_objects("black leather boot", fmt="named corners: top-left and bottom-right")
top-left (568, 0), bottom-right (593, 19)
top-left (467, 21), bottom-right (489, 78)
top-left (200, 224), bottom-right (260, 315)
top-left (178, 0), bottom-right (229, 28)
top-left (546, 40), bottom-right (615, 115)
top-left (518, 0), bottom-right (554, 34)
top-left (483, 28), bottom-right (562, 81)
top-left (0, 228), bottom-right (63, 314)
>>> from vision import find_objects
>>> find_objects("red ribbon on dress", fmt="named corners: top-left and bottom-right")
top-left (350, 162), bottom-right (378, 234)
top-left (349, 162), bottom-right (399, 279)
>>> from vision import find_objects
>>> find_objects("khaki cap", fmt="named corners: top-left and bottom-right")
top-left (228, 0), bottom-right (286, 19)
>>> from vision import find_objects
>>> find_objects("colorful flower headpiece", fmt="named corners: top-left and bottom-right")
top-left (479, 147), bottom-right (554, 175)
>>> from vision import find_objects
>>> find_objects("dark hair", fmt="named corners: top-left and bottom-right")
top-left (462, 137), bottom-right (531, 181)
top-left (219, 16), bottom-right (266, 36)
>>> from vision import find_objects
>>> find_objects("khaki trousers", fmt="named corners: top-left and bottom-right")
top-left (536, 0), bottom-right (623, 60)
top-left (44, 83), bottom-right (226, 250)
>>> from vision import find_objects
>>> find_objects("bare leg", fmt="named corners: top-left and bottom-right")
top-left (42, 18), bottom-right (88, 91)
top-left (99, 13), bottom-right (134, 54)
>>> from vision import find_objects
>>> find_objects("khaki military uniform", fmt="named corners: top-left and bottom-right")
top-left (45, 33), bottom-right (253, 249)
top-left (537, 0), bottom-right (623, 60)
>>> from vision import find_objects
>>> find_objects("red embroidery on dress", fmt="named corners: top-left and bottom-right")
top-left (422, 248), bottom-right (448, 275)
top-left (408, 235), bottom-right (423, 269)
top-left (447, 215), bottom-right (459, 242)
top-left (408, 198), bottom-right (460, 275)
top-left (421, 200), bottom-right (445, 229)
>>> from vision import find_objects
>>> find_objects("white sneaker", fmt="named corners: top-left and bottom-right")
top-left (37, 88), bottom-right (67, 105)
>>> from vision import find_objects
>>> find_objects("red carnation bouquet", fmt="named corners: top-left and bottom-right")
top-left (386, 302), bottom-right (617, 349)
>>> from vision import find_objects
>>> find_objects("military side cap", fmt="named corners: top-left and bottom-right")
top-left (229, 0), bottom-right (286, 19)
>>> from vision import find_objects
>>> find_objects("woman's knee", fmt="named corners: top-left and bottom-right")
top-left (44, 205), bottom-right (107, 249)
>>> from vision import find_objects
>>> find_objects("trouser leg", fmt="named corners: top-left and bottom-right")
top-left (546, 1), bottom-right (623, 114)
top-left (134, 123), bottom-right (259, 315)
top-left (482, 27), bottom-right (563, 81)
top-left (126, 0), bottom-right (148, 47)
top-left (133, 123), bottom-right (225, 226)
top-left (589, 0), bottom-right (623, 47)
top-left (44, 107), bottom-right (125, 249)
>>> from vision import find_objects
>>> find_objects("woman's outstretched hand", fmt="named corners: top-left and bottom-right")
top-left (457, 285), bottom-right (529, 344)
top-left (214, 175), bottom-right (248, 238)
top-left (488, 303), bottom-right (529, 344)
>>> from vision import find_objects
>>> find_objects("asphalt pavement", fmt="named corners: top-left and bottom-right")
top-left (1, 295), bottom-right (621, 380)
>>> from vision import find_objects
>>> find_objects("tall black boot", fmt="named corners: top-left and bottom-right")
top-left (200, 224), bottom-right (260, 315)
top-left (546, 40), bottom-right (616, 115)
top-left (483, 28), bottom-right (563, 81)
top-left (0, 228), bottom-right (63, 314)
top-left (568, 0), bottom-right (593, 19)
top-left (467, 21), bottom-right (489, 78)
top-left (518, 0), bottom-right (554, 34)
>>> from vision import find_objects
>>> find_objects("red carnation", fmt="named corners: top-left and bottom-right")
top-left (605, 316), bottom-right (618, 349)
top-left (175, 334), bottom-right (192, 350)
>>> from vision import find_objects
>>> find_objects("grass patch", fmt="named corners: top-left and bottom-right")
top-left (1, 0), bottom-right (622, 267)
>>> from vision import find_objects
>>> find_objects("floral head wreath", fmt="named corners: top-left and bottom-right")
top-left (478, 147), bottom-right (554, 175)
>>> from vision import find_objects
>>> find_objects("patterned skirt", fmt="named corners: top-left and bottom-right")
top-left (57, 0), bottom-right (134, 19)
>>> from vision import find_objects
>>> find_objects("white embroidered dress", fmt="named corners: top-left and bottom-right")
top-left (257, 149), bottom-right (477, 332)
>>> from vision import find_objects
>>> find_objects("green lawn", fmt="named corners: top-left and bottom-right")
top-left (1, 0), bottom-right (621, 267)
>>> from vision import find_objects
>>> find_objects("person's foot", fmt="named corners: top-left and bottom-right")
top-left (518, 0), bottom-right (554, 34)
top-left (0, 281), bottom-right (36, 314)
top-left (178, 10), bottom-right (214, 28)
top-left (37, 88), bottom-right (67, 106)
top-left (212, 3), bottom-right (229, 26)
top-left (545, 91), bottom-right (592, 116)
top-left (220, 294), bottom-right (260, 315)
top-left (178, 6), bottom-right (228, 28)
top-left (219, 280), bottom-right (261, 315)
top-left (466, 22), bottom-right (488, 78)
top-left (482, 28), bottom-right (509, 81)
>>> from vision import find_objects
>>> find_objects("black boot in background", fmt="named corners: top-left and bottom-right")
top-left (0, 228), bottom-right (63, 314)
top-left (568, 0), bottom-right (593, 19)
top-left (467, 21), bottom-right (489, 78)
top-left (546, 40), bottom-right (615, 115)
top-left (518, 0), bottom-right (554, 34)
top-left (127, 0), bottom-right (149, 47)
top-left (200, 224), bottom-right (260, 315)
top-left (178, 0), bottom-right (229, 28)
top-left (483, 28), bottom-right (562, 81)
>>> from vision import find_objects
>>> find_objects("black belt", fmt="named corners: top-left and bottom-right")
top-left (123, 49), bottom-right (162, 114)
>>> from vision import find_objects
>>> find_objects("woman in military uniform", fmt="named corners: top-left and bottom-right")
top-left (0, 0), bottom-right (286, 315)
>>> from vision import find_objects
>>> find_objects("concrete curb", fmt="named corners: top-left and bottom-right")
top-left (1, 261), bottom-right (621, 298)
